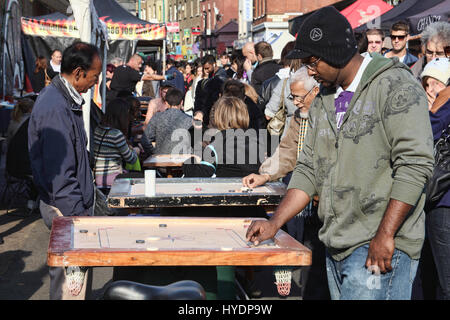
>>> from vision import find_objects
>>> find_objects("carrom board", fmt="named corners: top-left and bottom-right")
top-left (47, 216), bottom-right (311, 267)
top-left (107, 177), bottom-right (286, 208)
top-left (143, 154), bottom-right (197, 168)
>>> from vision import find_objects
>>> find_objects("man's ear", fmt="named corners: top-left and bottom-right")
top-left (312, 86), bottom-right (320, 95)
top-left (73, 67), bottom-right (83, 81)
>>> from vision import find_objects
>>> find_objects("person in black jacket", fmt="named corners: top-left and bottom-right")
top-left (31, 56), bottom-right (49, 93)
top-left (193, 55), bottom-right (225, 127)
top-left (250, 41), bottom-right (282, 97)
top-left (219, 79), bottom-right (265, 131)
top-left (260, 41), bottom-right (297, 114)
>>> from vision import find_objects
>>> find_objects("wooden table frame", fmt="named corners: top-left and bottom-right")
top-left (107, 177), bottom-right (287, 209)
top-left (47, 216), bottom-right (312, 267)
top-left (143, 154), bottom-right (198, 178)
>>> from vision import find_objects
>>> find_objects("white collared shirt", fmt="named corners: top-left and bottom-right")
top-left (50, 60), bottom-right (61, 73)
top-left (59, 75), bottom-right (84, 106)
top-left (335, 54), bottom-right (373, 98)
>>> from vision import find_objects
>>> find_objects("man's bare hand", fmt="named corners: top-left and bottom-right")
top-left (244, 58), bottom-right (252, 71)
top-left (365, 199), bottom-right (412, 274)
top-left (246, 220), bottom-right (279, 246)
top-left (193, 112), bottom-right (204, 122)
top-left (242, 173), bottom-right (270, 189)
top-left (365, 233), bottom-right (395, 274)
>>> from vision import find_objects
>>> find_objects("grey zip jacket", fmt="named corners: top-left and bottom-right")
top-left (288, 54), bottom-right (435, 261)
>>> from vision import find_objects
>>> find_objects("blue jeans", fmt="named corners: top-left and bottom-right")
top-left (326, 244), bottom-right (418, 300)
top-left (427, 206), bottom-right (450, 300)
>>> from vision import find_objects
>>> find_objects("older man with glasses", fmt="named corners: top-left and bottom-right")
top-left (384, 21), bottom-right (418, 67)
top-left (246, 6), bottom-right (435, 300)
top-left (411, 21), bottom-right (450, 79)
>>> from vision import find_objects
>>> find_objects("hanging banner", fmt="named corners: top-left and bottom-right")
top-left (173, 32), bottom-right (180, 43)
top-left (21, 16), bottom-right (80, 38)
top-left (21, 16), bottom-right (166, 40)
top-left (98, 17), bottom-right (166, 40)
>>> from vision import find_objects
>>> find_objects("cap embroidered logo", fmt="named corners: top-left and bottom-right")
top-left (310, 28), bottom-right (323, 41)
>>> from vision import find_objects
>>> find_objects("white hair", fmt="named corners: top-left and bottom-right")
top-left (291, 66), bottom-right (319, 91)
top-left (110, 57), bottom-right (124, 65)
top-left (421, 21), bottom-right (450, 47)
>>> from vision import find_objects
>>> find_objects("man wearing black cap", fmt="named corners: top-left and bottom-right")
top-left (246, 6), bottom-right (435, 300)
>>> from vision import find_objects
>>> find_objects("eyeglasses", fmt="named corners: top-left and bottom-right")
top-left (288, 88), bottom-right (314, 104)
top-left (390, 35), bottom-right (407, 41)
top-left (425, 49), bottom-right (446, 58)
top-left (368, 41), bottom-right (382, 45)
top-left (303, 57), bottom-right (321, 71)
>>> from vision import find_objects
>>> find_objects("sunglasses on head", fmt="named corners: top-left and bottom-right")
top-left (390, 35), bottom-right (406, 40)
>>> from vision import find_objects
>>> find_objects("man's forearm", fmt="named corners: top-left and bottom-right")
top-left (375, 198), bottom-right (413, 238)
top-left (271, 188), bottom-right (311, 229)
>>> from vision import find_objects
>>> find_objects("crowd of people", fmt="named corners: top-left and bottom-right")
top-left (3, 5), bottom-right (449, 301)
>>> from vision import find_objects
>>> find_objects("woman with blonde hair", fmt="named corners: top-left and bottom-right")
top-left (183, 96), bottom-right (263, 178)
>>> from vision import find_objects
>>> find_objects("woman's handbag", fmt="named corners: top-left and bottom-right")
top-left (94, 186), bottom-right (114, 216)
top-left (267, 79), bottom-right (288, 136)
top-left (125, 157), bottom-right (141, 172)
top-left (425, 123), bottom-right (450, 209)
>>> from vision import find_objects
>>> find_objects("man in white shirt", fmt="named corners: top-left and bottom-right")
top-left (47, 49), bottom-right (62, 78)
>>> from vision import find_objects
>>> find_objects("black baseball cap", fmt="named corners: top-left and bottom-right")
top-left (286, 6), bottom-right (358, 68)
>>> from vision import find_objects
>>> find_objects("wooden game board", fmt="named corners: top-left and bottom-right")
top-left (47, 216), bottom-right (312, 267)
top-left (107, 177), bottom-right (286, 208)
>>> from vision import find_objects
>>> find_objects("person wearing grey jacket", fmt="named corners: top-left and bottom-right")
top-left (264, 76), bottom-right (296, 138)
top-left (246, 7), bottom-right (434, 300)
top-left (141, 87), bottom-right (193, 156)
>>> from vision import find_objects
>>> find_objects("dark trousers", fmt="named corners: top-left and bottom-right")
top-left (285, 208), bottom-right (330, 300)
top-left (427, 206), bottom-right (450, 300)
top-left (412, 206), bottom-right (450, 300)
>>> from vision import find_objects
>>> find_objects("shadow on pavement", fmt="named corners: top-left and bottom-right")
top-left (0, 250), bottom-right (48, 300)
top-left (0, 210), bottom-right (41, 241)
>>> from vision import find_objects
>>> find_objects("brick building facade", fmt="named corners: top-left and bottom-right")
top-left (250, 0), bottom-right (340, 58)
